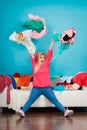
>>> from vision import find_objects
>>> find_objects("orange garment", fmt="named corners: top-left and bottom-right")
top-left (16, 74), bottom-right (33, 88)
top-left (64, 84), bottom-right (73, 89)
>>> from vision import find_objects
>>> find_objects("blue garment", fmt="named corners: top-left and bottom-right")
top-left (22, 87), bottom-right (65, 113)
top-left (53, 85), bottom-right (65, 92)
top-left (7, 75), bottom-right (16, 89)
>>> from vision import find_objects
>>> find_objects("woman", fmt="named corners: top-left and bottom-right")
top-left (16, 39), bottom-right (73, 118)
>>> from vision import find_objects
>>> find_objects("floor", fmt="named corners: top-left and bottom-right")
top-left (0, 108), bottom-right (87, 130)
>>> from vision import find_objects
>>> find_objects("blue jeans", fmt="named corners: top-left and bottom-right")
top-left (22, 87), bottom-right (66, 113)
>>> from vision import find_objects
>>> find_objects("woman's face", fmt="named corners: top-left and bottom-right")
top-left (38, 54), bottom-right (46, 64)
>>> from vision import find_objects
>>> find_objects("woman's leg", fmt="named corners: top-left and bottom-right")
top-left (22, 87), bottom-right (41, 112)
top-left (42, 87), bottom-right (66, 113)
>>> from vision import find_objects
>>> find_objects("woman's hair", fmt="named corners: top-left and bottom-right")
top-left (36, 52), bottom-right (46, 63)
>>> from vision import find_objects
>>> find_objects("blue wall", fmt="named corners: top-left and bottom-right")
top-left (1, 0), bottom-right (87, 76)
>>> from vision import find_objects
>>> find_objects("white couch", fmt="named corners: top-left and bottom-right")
top-left (0, 86), bottom-right (87, 111)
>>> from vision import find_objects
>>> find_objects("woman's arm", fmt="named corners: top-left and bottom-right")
top-left (49, 39), bottom-right (55, 50)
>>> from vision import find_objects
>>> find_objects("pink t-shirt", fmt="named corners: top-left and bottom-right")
top-left (31, 50), bottom-right (52, 88)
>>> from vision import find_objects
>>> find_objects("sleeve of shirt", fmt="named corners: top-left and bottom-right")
top-left (22, 30), bottom-right (36, 55)
top-left (30, 54), bottom-right (36, 66)
top-left (46, 50), bottom-right (52, 63)
top-left (9, 32), bottom-right (21, 44)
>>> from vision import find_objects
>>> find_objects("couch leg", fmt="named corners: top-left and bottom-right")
top-left (66, 106), bottom-right (69, 109)
top-left (0, 108), bottom-right (2, 113)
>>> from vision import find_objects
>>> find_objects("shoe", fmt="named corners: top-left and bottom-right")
top-left (64, 109), bottom-right (74, 117)
top-left (16, 109), bottom-right (25, 118)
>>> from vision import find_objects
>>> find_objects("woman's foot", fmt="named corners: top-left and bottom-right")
top-left (64, 109), bottom-right (74, 117)
top-left (16, 109), bottom-right (25, 118)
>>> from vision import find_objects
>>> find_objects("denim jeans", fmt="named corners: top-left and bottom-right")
top-left (22, 87), bottom-right (66, 113)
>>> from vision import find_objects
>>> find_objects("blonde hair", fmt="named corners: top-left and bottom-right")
top-left (36, 52), bottom-right (46, 63)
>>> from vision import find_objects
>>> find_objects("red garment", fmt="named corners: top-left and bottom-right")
top-left (13, 73), bottom-right (21, 77)
top-left (0, 75), bottom-right (12, 104)
top-left (31, 50), bottom-right (52, 88)
top-left (56, 82), bottom-right (69, 86)
top-left (72, 72), bottom-right (87, 86)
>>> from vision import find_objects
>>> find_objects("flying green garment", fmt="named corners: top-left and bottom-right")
top-left (22, 20), bottom-right (44, 33)
top-left (52, 32), bottom-right (62, 42)
top-left (59, 43), bottom-right (70, 54)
